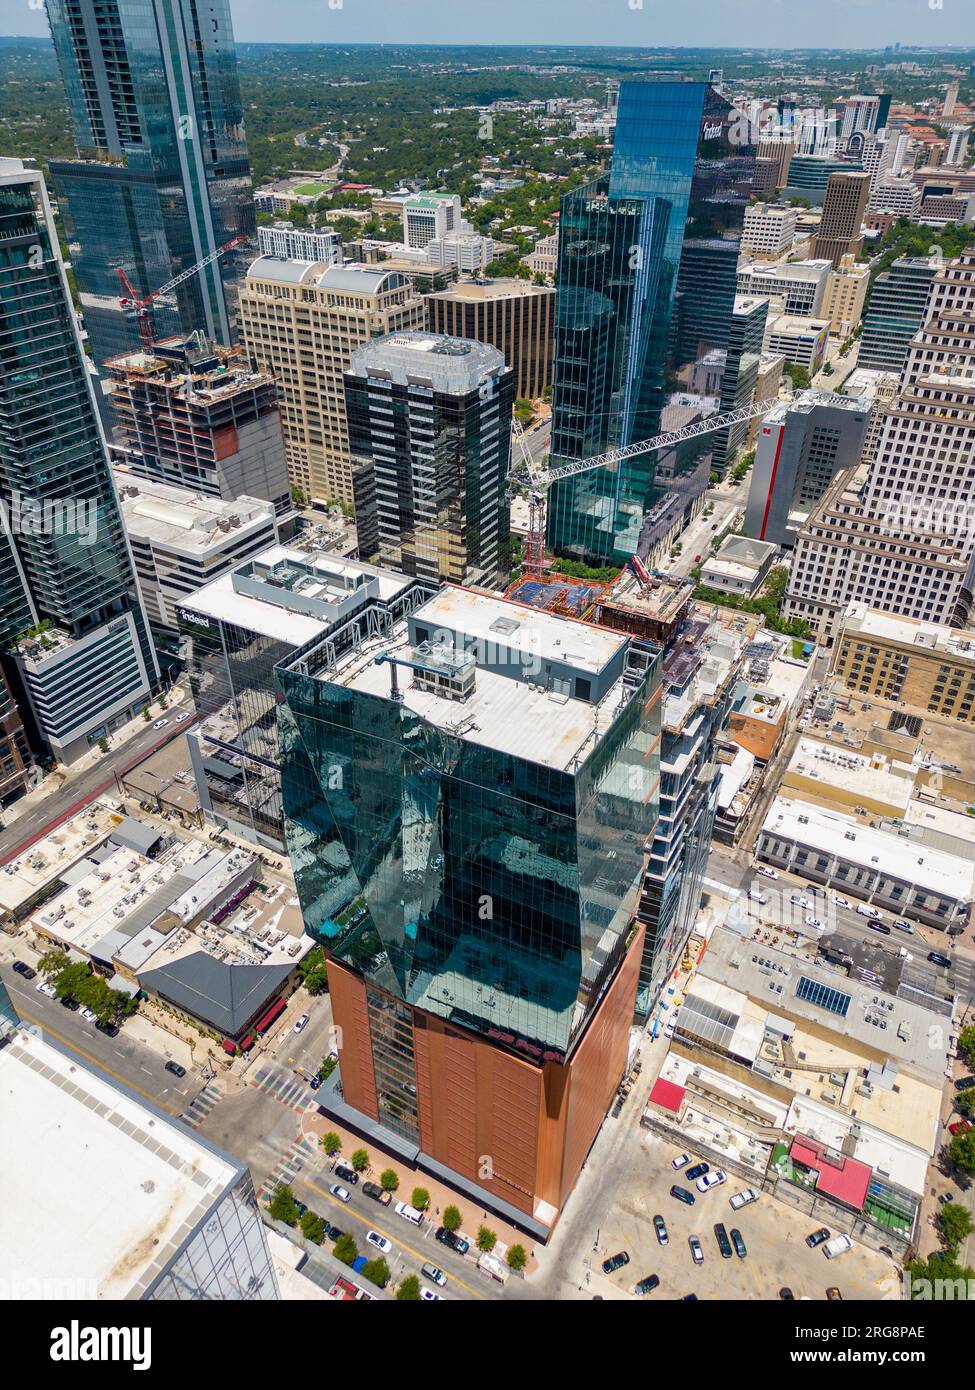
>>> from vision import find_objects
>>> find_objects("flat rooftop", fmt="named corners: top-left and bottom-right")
top-left (0, 1031), bottom-right (242, 1299)
top-left (841, 603), bottom-right (975, 663)
top-left (783, 735), bottom-right (916, 814)
top-left (0, 805), bottom-right (121, 916)
top-left (113, 472), bottom-right (275, 555)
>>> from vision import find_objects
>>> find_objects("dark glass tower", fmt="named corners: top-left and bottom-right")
top-left (0, 160), bottom-right (156, 761)
top-left (46, 0), bottom-right (254, 369)
top-left (548, 81), bottom-right (755, 565)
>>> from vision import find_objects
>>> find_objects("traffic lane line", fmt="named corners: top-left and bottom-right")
top-left (303, 1178), bottom-right (488, 1301)
top-left (16, 1008), bottom-right (183, 1115)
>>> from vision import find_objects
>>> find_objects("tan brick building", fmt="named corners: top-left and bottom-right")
top-left (832, 604), bottom-right (975, 722)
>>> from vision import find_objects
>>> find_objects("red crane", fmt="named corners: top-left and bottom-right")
top-left (117, 234), bottom-right (248, 351)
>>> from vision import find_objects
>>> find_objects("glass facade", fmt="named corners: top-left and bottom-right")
top-left (146, 1169), bottom-right (278, 1301)
top-left (47, 0), bottom-right (255, 368)
top-left (548, 81), bottom-right (754, 564)
top-left (277, 608), bottom-right (661, 1060)
top-left (0, 164), bottom-right (155, 676)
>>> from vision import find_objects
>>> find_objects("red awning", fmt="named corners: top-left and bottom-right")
top-left (648, 1077), bottom-right (685, 1114)
top-left (789, 1135), bottom-right (871, 1210)
top-left (254, 997), bottom-right (286, 1034)
top-left (239, 1033), bottom-right (255, 1052)
top-left (222, 1039), bottom-right (237, 1055)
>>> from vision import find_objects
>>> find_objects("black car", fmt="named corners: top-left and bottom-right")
top-left (671, 1184), bottom-right (696, 1206)
top-left (436, 1227), bottom-right (470, 1255)
top-left (362, 1181), bottom-right (391, 1204)
top-left (955, 1076), bottom-right (975, 1091)
top-left (779, 1287), bottom-right (795, 1300)
top-left (685, 1163), bottom-right (709, 1182)
top-left (635, 1274), bottom-right (660, 1295)
top-left (60, 996), bottom-right (80, 1011)
top-left (602, 1251), bottom-right (630, 1275)
top-left (95, 1019), bottom-right (119, 1036)
top-left (653, 1214), bottom-right (668, 1246)
top-left (928, 952), bottom-right (952, 969)
top-left (12, 961), bottom-right (36, 980)
top-left (323, 1223), bottom-right (344, 1243)
top-left (164, 1061), bottom-right (186, 1078)
top-left (730, 1228), bottom-right (747, 1260)
top-left (713, 1223), bottom-right (733, 1259)
top-left (333, 1164), bottom-right (359, 1186)
top-left (805, 1227), bottom-right (831, 1248)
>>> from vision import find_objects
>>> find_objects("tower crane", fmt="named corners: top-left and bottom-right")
top-left (117, 234), bottom-right (248, 352)
top-left (509, 399), bottom-right (773, 581)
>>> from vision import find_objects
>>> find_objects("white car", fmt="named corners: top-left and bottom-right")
top-left (420, 1286), bottom-right (443, 1301)
top-left (748, 888), bottom-right (769, 905)
top-left (152, 719), bottom-right (169, 730)
top-left (755, 866), bottom-right (778, 880)
top-left (729, 1188), bottom-right (759, 1211)
top-left (791, 894), bottom-right (811, 909)
top-left (805, 916), bottom-right (825, 930)
top-left (365, 1230), bottom-right (392, 1254)
top-left (689, 1234), bottom-right (704, 1265)
top-left (81, 1007), bottom-right (97, 1023)
top-left (35, 980), bottom-right (56, 997)
top-left (175, 711), bottom-right (190, 723)
top-left (892, 919), bottom-right (914, 934)
top-left (672, 1152), bottom-right (691, 1170)
top-left (856, 903), bottom-right (882, 920)
top-left (831, 895), bottom-right (851, 909)
top-left (696, 1170), bottom-right (727, 1193)
top-left (329, 1184), bottom-right (351, 1203)
top-left (293, 1013), bottom-right (309, 1033)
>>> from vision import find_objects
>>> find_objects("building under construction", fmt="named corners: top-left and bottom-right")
top-left (106, 336), bottom-right (293, 524)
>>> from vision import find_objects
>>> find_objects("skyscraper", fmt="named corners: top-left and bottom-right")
top-left (811, 170), bottom-right (872, 268)
top-left (857, 256), bottom-right (941, 373)
top-left (46, 0), bottom-right (254, 369)
top-left (278, 584), bottom-right (661, 1233)
top-left (0, 160), bottom-right (157, 763)
top-left (547, 80), bottom-right (754, 565)
top-left (346, 332), bottom-right (513, 587)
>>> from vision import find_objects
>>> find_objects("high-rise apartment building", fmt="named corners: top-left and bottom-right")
top-left (857, 256), bottom-right (940, 373)
top-left (824, 255), bottom-right (871, 339)
top-left (946, 127), bottom-right (971, 168)
top-left (735, 259), bottom-right (832, 317)
top-left (812, 170), bottom-right (872, 267)
top-left (46, 0), bottom-right (255, 369)
top-left (710, 295), bottom-right (769, 476)
top-left (257, 222), bottom-right (342, 264)
top-left (784, 252), bottom-right (975, 638)
top-left (238, 260), bottom-right (426, 506)
top-left (0, 160), bottom-right (156, 764)
top-left (278, 584), bottom-right (661, 1235)
top-left (547, 80), bottom-right (754, 565)
top-left (741, 204), bottom-right (798, 258)
top-left (106, 337), bottom-right (293, 521)
top-left (424, 279), bottom-right (555, 399)
top-left (346, 332), bottom-right (513, 587)
top-left (754, 138), bottom-right (794, 194)
top-left (0, 670), bottom-right (31, 807)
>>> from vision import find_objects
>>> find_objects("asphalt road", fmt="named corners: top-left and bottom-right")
top-left (1, 965), bottom-right (205, 1117)
top-left (0, 699), bottom-right (199, 864)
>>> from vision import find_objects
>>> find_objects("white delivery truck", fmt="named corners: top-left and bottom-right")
top-left (824, 1233), bottom-right (854, 1259)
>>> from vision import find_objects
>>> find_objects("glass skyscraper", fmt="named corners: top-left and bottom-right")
top-left (548, 81), bottom-right (755, 565)
top-left (0, 159), bottom-right (157, 762)
top-left (46, 0), bottom-right (254, 368)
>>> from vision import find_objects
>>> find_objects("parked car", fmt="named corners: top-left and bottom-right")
top-left (436, 1227), bottom-right (469, 1254)
top-left (35, 980), bottom-right (56, 998)
top-left (748, 888), bottom-right (769, 905)
top-left (671, 1152), bottom-right (691, 1170)
top-left (892, 919), bottom-right (914, 934)
top-left (929, 952), bottom-right (952, 969)
top-left (688, 1235), bottom-right (704, 1265)
top-left (329, 1184), bottom-right (351, 1203)
top-left (394, 1200), bottom-right (424, 1225)
top-left (755, 866), bottom-right (779, 880)
top-left (791, 895), bottom-right (811, 909)
top-left (805, 1227), bottom-right (831, 1248)
top-left (729, 1188), bottom-right (758, 1211)
top-left (12, 960), bottom-right (35, 979)
top-left (323, 1223), bottom-right (344, 1242)
top-left (696, 1170), bottom-right (727, 1193)
top-left (949, 1120), bottom-right (972, 1136)
top-left (334, 1165), bottom-right (359, 1186)
top-left (164, 1061), bottom-right (186, 1078)
top-left (824, 1234), bottom-right (854, 1259)
top-left (362, 1181), bottom-right (391, 1205)
top-left (826, 1287), bottom-right (843, 1301)
top-left (713, 1223), bottom-right (733, 1259)
top-left (309, 1073), bottom-right (324, 1090)
top-left (420, 1286), bottom-right (443, 1301)
top-left (954, 1076), bottom-right (975, 1091)
top-left (80, 1007), bottom-right (97, 1023)
top-left (635, 1274), bottom-right (660, 1295)
top-left (856, 903), bottom-right (883, 920)
top-left (653, 1214), bottom-right (668, 1245)
top-left (95, 1019), bottom-right (119, 1036)
top-left (365, 1230), bottom-right (391, 1254)
top-left (60, 996), bottom-right (79, 1011)
top-left (779, 1287), bottom-right (795, 1300)
top-left (685, 1162), bottom-right (709, 1181)
top-left (602, 1251), bottom-right (630, 1275)
top-left (670, 1185), bottom-right (696, 1206)
top-left (730, 1228), bottom-right (747, 1260)
top-left (421, 1262), bottom-right (447, 1287)
top-left (293, 1012), bottom-right (309, 1033)
top-left (805, 916), bottom-right (825, 930)
top-left (831, 895), bottom-right (851, 909)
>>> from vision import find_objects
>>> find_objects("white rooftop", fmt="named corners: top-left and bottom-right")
top-left (841, 603), bottom-right (975, 662)
top-left (113, 472), bottom-right (276, 556)
top-left (784, 736), bottom-right (916, 813)
top-left (0, 1031), bottom-right (240, 1299)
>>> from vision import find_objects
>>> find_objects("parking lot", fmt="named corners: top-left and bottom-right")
top-left (585, 1131), bottom-right (901, 1302)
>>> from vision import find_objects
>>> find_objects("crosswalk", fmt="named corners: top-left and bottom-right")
top-left (250, 1061), bottom-right (315, 1114)
top-left (259, 1133), bottom-right (318, 1204)
top-left (180, 1081), bottom-right (223, 1129)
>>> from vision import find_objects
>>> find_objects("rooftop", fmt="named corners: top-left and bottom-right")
top-left (246, 257), bottom-right (409, 296)
top-left (348, 330), bottom-right (507, 392)
top-left (782, 735), bottom-right (917, 815)
top-left (840, 603), bottom-right (975, 663)
top-left (425, 277), bottom-right (555, 302)
top-left (0, 1031), bottom-right (244, 1299)
top-left (113, 472), bottom-right (276, 555)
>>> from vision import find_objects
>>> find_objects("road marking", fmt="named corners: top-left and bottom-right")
top-left (17, 1009), bottom-right (181, 1114)
top-left (303, 1177), bottom-right (488, 1301)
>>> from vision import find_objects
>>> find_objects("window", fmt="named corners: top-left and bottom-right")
top-left (795, 975), bottom-right (851, 1018)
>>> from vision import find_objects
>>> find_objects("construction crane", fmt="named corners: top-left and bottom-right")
top-left (117, 234), bottom-right (248, 351)
top-left (509, 399), bottom-right (774, 581)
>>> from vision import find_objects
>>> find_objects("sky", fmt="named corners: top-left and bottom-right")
top-left (0, 0), bottom-right (972, 50)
